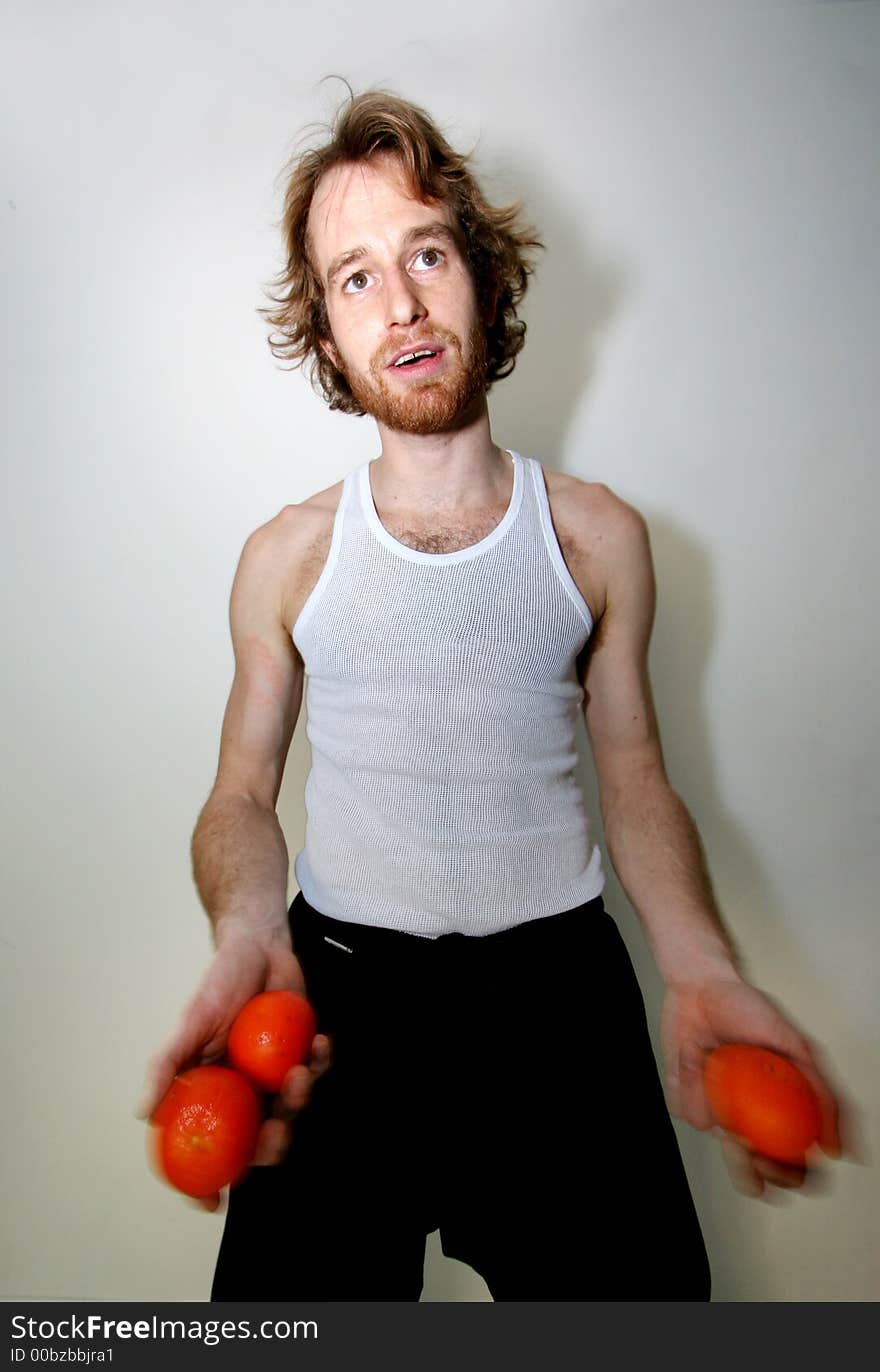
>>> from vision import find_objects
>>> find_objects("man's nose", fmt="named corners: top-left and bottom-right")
top-left (383, 266), bottom-right (427, 329)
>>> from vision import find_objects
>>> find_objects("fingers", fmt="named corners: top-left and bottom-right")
top-left (738, 1006), bottom-right (858, 1167)
top-left (751, 1153), bottom-right (808, 1193)
top-left (276, 1035), bottom-right (333, 1119)
top-left (253, 1117), bottom-right (291, 1168)
top-left (716, 1131), bottom-right (803, 1201)
top-left (250, 1076), bottom-right (308, 1168)
top-left (279, 1063), bottom-right (314, 1117)
top-left (192, 1191), bottom-right (224, 1215)
top-left (790, 1040), bottom-right (871, 1166)
top-left (252, 1034), bottom-right (334, 1169)
top-left (716, 1130), bottom-right (765, 1198)
top-left (310, 1033), bottom-right (333, 1078)
top-left (781, 1040), bottom-right (842, 1158)
top-left (714, 1128), bottom-right (824, 1202)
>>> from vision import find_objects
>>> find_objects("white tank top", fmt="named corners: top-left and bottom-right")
top-left (291, 448), bottom-right (605, 937)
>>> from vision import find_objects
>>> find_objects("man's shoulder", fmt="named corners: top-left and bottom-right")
top-left (543, 464), bottom-right (647, 553)
top-left (542, 467), bottom-right (653, 630)
top-left (250, 476), bottom-right (346, 553)
top-left (234, 496), bottom-right (339, 656)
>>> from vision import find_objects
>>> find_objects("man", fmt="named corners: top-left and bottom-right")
top-left (136, 87), bottom-right (846, 1300)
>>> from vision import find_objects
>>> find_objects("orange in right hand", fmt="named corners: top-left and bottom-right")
top-left (149, 1065), bottom-right (262, 1199)
top-left (227, 989), bottom-right (318, 1094)
top-left (704, 1043), bottom-right (823, 1167)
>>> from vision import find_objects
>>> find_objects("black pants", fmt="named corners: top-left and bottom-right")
top-left (211, 891), bottom-right (711, 1301)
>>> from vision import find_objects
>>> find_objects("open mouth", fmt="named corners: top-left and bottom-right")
top-left (388, 349), bottom-right (445, 376)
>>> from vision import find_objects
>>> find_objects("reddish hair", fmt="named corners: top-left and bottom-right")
top-left (258, 82), bottom-right (544, 414)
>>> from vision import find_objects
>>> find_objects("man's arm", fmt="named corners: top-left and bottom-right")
top-left (192, 511), bottom-right (305, 947)
top-left (580, 488), bottom-right (743, 988)
top-left (577, 488), bottom-right (848, 1191)
top-left (136, 509), bottom-right (332, 1197)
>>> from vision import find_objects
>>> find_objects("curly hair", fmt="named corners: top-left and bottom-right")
top-left (258, 81), bottom-right (545, 415)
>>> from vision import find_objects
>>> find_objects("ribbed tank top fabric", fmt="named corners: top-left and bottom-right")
top-left (291, 449), bottom-right (606, 938)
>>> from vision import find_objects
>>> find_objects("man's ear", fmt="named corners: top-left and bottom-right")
top-left (482, 288), bottom-right (499, 329)
top-left (319, 336), bottom-right (341, 370)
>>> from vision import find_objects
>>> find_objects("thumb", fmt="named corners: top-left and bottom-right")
top-left (664, 1060), bottom-right (683, 1117)
top-left (677, 1046), bottom-right (714, 1131)
top-left (134, 1054), bottom-right (166, 1122)
top-left (134, 1032), bottom-right (197, 1122)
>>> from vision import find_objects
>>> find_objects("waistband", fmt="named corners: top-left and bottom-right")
top-left (288, 889), bottom-right (609, 961)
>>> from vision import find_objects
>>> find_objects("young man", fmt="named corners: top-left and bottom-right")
top-left (136, 89), bottom-right (846, 1300)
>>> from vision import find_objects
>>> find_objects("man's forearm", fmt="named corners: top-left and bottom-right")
top-left (602, 774), bottom-right (745, 986)
top-left (191, 792), bottom-right (291, 945)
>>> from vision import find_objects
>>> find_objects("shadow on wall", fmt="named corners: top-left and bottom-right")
top-left (574, 514), bottom-right (865, 1298)
top-left (483, 144), bottom-right (626, 464)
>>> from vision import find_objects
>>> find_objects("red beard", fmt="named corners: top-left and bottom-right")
top-left (336, 319), bottom-right (489, 434)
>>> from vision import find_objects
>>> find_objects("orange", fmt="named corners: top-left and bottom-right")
top-left (149, 1065), bottom-right (261, 1198)
top-left (227, 990), bottom-right (318, 1094)
top-left (704, 1043), bottom-right (822, 1167)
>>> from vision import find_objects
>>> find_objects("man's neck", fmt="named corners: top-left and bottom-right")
top-left (370, 409), bottom-right (510, 516)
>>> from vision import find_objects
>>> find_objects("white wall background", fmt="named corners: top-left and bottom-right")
top-left (3, 0), bottom-right (877, 1302)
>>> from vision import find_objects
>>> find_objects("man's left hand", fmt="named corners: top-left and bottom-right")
top-left (659, 975), bottom-right (852, 1198)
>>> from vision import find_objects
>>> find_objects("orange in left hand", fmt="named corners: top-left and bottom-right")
top-left (704, 1043), bottom-right (823, 1167)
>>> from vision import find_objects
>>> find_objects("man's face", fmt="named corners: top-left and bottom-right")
top-left (307, 153), bottom-right (494, 434)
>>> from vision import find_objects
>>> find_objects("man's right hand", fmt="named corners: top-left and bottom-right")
top-left (135, 917), bottom-right (332, 1212)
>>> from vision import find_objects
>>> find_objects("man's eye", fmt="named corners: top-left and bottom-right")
top-left (343, 271), bottom-right (370, 293)
top-left (414, 247), bottom-right (443, 270)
